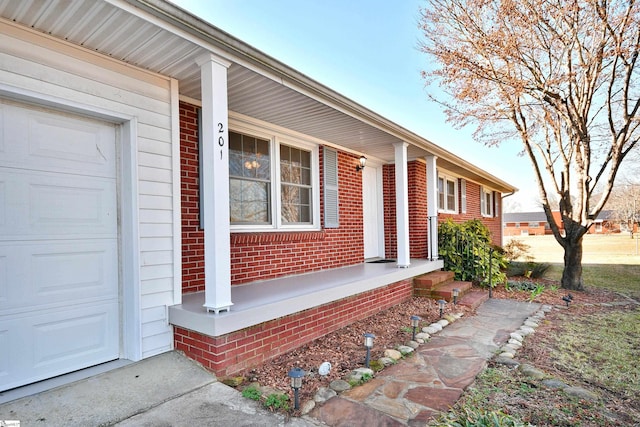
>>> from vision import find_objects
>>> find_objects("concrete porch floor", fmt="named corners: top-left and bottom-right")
top-left (170, 258), bottom-right (444, 337)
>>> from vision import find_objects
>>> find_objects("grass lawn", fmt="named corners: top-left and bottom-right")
top-left (430, 234), bottom-right (640, 426)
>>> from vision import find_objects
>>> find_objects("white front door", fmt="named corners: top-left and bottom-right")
top-left (0, 100), bottom-right (120, 391)
top-left (362, 165), bottom-right (383, 259)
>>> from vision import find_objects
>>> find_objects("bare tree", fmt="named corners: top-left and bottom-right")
top-left (606, 176), bottom-right (640, 235)
top-left (420, 0), bottom-right (640, 290)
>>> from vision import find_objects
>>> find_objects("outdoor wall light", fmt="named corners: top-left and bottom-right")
top-left (287, 367), bottom-right (305, 410)
top-left (356, 155), bottom-right (367, 172)
top-left (363, 333), bottom-right (375, 368)
top-left (410, 315), bottom-right (421, 341)
top-left (452, 288), bottom-right (460, 305)
top-left (437, 299), bottom-right (447, 318)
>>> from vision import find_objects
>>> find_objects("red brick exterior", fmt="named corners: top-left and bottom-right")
top-left (175, 279), bottom-right (413, 376)
top-left (382, 164), bottom-right (397, 258)
top-left (180, 102), bottom-right (364, 290)
top-left (178, 101), bottom-right (506, 377)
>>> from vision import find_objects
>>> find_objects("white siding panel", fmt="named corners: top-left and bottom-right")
top-left (140, 237), bottom-right (173, 252)
top-left (139, 181), bottom-right (172, 196)
top-left (140, 277), bottom-right (174, 294)
top-left (141, 305), bottom-right (166, 324)
top-left (139, 210), bottom-right (173, 224)
top-left (0, 23), bottom-right (178, 360)
top-left (140, 291), bottom-right (174, 310)
top-left (139, 223), bottom-right (173, 238)
top-left (138, 166), bottom-right (172, 183)
top-left (141, 332), bottom-right (172, 358)
top-left (141, 251), bottom-right (173, 267)
top-left (137, 152), bottom-right (172, 170)
top-left (140, 264), bottom-right (173, 281)
top-left (139, 138), bottom-right (172, 157)
top-left (139, 195), bottom-right (172, 210)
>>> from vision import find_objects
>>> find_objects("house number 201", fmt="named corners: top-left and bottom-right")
top-left (217, 122), bottom-right (225, 159)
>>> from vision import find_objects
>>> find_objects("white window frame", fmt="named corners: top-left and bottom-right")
top-left (437, 173), bottom-right (458, 214)
top-left (229, 121), bottom-right (320, 232)
top-left (480, 186), bottom-right (494, 217)
top-left (460, 179), bottom-right (467, 213)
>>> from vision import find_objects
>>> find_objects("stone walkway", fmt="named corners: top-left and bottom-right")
top-left (310, 299), bottom-right (541, 426)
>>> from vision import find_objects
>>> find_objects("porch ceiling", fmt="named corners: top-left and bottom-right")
top-left (0, 0), bottom-right (516, 192)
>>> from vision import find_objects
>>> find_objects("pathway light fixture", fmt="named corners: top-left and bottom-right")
top-left (363, 333), bottom-right (375, 368)
top-left (287, 367), bottom-right (305, 410)
top-left (410, 315), bottom-right (421, 341)
top-left (437, 299), bottom-right (447, 318)
top-left (452, 288), bottom-right (460, 305)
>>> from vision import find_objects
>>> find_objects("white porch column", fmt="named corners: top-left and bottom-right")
top-left (425, 155), bottom-right (439, 260)
top-left (394, 142), bottom-right (410, 268)
top-left (197, 53), bottom-right (233, 314)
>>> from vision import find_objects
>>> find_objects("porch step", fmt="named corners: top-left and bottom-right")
top-left (413, 270), bottom-right (454, 293)
top-left (457, 290), bottom-right (490, 310)
top-left (430, 280), bottom-right (472, 302)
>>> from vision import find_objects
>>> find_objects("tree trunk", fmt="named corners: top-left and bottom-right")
top-left (561, 235), bottom-right (585, 291)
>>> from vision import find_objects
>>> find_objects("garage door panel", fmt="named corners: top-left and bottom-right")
top-left (0, 241), bottom-right (117, 312)
top-left (0, 100), bottom-right (116, 177)
top-left (33, 305), bottom-right (119, 369)
top-left (0, 100), bottom-right (120, 391)
top-left (0, 302), bottom-right (119, 391)
top-left (0, 169), bottom-right (116, 238)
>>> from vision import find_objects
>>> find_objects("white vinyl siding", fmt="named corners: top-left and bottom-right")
top-left (0, 22), bottom-right (177, 362)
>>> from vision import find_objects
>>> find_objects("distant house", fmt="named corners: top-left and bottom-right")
top-left (0, 0), bottom-right (516, 391)
top-left (504, 210), bottom-right (620, 237)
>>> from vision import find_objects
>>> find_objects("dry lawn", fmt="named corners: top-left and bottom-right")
top-left (505, 233), bottom-right (640, 265)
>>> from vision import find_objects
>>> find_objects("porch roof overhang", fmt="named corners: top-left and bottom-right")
top-left (0, 0), bottom-right (516, 193)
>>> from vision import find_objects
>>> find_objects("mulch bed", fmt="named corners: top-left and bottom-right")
top-left (229, 277), bottom-right (628, 414)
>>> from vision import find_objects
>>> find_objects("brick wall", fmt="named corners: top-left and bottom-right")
top-left (180, 103), bottom-right (205, 293)
top-left (174, 279), bottom-right (413, 376)
top-left (382, 164), bottom-right (397, 258)
top-left (408, 160), bottom-right (428, 258)
top-left (180, 102), bottom-right (364, 289)
top-left (437, 180), bottom-right (504, 246)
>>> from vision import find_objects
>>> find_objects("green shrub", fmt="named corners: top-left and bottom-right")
top-left (438, 219), bottom-right (507, 288)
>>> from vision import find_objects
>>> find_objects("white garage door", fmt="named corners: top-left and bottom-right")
top-left (0, 100), bottom-right (119, 391)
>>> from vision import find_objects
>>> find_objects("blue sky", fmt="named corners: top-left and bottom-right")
top-left (172, 0), bottom-right (539, 211)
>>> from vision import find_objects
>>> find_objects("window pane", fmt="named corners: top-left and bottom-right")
top-left (446, 179), bottom-right (455, 210)
top-left (438, 178), bottom-right (444, 209)
top-left (280, 145), bottom-right (312, 224)
top-left (281, 185), bottom-right (311, 224)
top-left (230, 179), bottom-right (270, 224)
top-left (229, 132), bottom-right (271, 224)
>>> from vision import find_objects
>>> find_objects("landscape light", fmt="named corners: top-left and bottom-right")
top-left (363, 333), bottom-right (375, 368)
top-left (287, 367), bottom-right (305, 410)
top-left (410, 315), bottom-right (421, 341)
top-left (452, 288), bottom-right (460, 305)
top-left (437, 299), bottom-right (447, 318)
